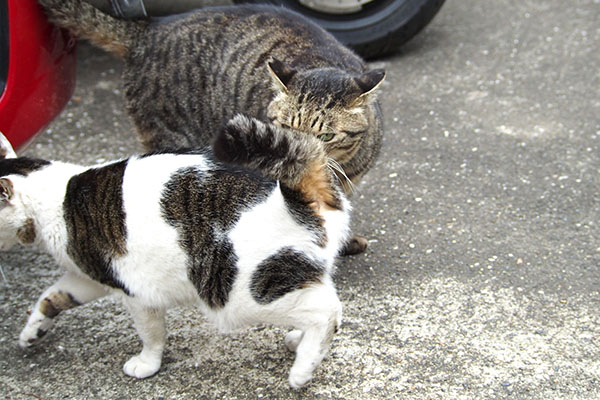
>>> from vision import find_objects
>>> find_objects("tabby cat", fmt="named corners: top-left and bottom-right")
top-left (38, 0), bottom-right (385, 254)
top-left (2, 116), bottom-right (349, 388)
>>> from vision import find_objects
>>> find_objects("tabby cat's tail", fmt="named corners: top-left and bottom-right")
top-left (214, 115), bottom-right (343, 211)
top-left (37, 0), bottom-right (144, 58)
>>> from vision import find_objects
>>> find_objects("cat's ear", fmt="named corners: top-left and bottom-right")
top-left (0, 178), bottom-right (14, 204)
top-left (267, 58), bottom-right (297, 93)
top-left (351, 69), bottom-right (386, 106)
top-left (0, 131), bottom-right (17, 159)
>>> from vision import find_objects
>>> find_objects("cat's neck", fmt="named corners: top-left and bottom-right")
top-left (18, 161), bottom-right (87, 256)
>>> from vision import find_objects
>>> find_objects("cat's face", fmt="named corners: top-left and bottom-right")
top-left (0, 177), bottom-right (27, 251)
top-left (266, 60), bottom-right (385, 166)
top-left (0, 135), bottom-right (35, 250)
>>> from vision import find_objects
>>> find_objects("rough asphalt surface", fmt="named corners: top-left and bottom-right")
top-left (1, 0), bottom-right (599, 398)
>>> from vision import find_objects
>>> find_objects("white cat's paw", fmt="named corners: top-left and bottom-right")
top-left (18, 319), bottom-right (53, 348)
top-left (123, 355), bottom-right (161, 379)
top-left (284, 330), bottom-right (303, 352)
top-left (288, 367), bottom-right (312, 389)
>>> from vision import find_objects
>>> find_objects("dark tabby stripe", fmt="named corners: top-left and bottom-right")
top-left (161, 166), bottom-right (274, 309)
top-left (0, 157), bottom-right (51, 177)
top-left (63, 160), bottom-right (129, 293)
top-left (250, 247), bottom-right (324, 304)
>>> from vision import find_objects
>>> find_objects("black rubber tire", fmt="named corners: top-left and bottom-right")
top-left (234, 0), bottom-right (446, 59)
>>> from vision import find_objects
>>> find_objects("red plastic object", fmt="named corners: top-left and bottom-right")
top-left (0, 0), bottom-right (77, 150)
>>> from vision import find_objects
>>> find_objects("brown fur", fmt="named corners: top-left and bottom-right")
top-left (0, 178), bottom-right (13, 200)
top-left (297, 160), bottom-right (340, 214)
top-left (40, 291), bottom-right (81, 318)
top-left (17, 218), bottom-right (36, 244)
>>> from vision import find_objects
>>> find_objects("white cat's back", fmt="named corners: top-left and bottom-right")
top-left (116, 153), bottom-right (211, 307)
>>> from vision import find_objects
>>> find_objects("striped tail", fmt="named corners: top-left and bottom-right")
top-left (213, 115), bottom-right (343, 211)
top-left (37, 0), bottom-right (145, 57)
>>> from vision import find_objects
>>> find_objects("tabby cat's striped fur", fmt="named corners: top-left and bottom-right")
top-left (37, 1), bottom-right (385, 195)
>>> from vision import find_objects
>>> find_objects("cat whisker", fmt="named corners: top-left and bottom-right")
top-left (327, 158), bottom-right (356, 194)
top-left (0, 264), bottom-right (7, 284)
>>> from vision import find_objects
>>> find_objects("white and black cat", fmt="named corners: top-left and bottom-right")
top-left (1, 116), bottom-right (350, 388)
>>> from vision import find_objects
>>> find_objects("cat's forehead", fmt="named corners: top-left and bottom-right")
top-left (290, 69), bottom-right (361, 106)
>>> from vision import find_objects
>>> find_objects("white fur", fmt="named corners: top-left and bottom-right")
top-left (3, 153), bottom-right (350, 388)
top-left (116, 154), bottom-right (211, 308)
top-left (0, 132), bottom-right (17, 158)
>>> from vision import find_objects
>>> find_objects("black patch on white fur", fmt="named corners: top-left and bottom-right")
top-left (161, 165), bottom-right (275, 309)
top-left (279, 185), bottom-right (326, 245)
top-left (214, 116), bottom-right (331, 243)
top-left (0, 157), bottom-right (50, 177)
top-left (251, 247), bottom-right (324, 304)
top-left (63, 160), bottom-right (130, 293)
top-left (35, 329), bottom-right (48, 339)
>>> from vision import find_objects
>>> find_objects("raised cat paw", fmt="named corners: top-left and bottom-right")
top-left (288, 367), bottom-right (312, 389)
top-left (123, 355), bottom-right (161, 379)
top-left (18, 317), bottom-right (53, 348)
top-left (284, 330), bottom-right (304, 352)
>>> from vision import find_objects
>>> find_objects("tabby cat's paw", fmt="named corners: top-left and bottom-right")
top-left (123, 355), bottom-right (161, 379)
top-left (284, 330), bottom-right (304, 352)
top-left (341, 235), bottom-right (368, 256)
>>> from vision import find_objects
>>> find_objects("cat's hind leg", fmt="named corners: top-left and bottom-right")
top-left (284, 284), bottom-right (342, 389)
top-left (122, 299), bottom-right (166, 379)
top-left (19, 271), bottom-right (109, 348)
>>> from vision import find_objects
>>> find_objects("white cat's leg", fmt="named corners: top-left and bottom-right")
top-left (122, 300), bottom-right (166, 379)
top-left (284, 329), bottom-right (304, 352)
top-left (286, 285), bottom-right (342, 389)
top-left (19, 272), bottom-right (108, 348)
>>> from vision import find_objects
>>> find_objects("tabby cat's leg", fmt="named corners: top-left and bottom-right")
top-left (19, 271), bottom-right (109, 348)
top-left (122, 299), bottom-right (166, 379)
top-left (285, 285), bottom-right (342, 389)
top-left (341, 234), bottom-right (369, 256)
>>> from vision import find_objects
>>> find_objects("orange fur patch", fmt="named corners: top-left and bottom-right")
top-left (39, 291), bottom-right (80, 318)
top-left (88, 33), bottom-right (128, 58)
top-left (297, 160), bottom-right (340, 215)
top-left (17, 218), bottom-right (36, 244)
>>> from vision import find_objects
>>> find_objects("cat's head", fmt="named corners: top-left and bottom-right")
top-left (266, 58), bottom-right (385, 165)
top-left (0, 133), bottom-right (43, 250)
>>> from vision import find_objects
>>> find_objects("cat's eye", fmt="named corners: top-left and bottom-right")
top-left (317, 132), bottom-right (335, 142)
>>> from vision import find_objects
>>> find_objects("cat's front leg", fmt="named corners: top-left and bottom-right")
top-left (19, 272), bottom-right (109, 348)
top-left (122, 299), bottom-right (166, 379)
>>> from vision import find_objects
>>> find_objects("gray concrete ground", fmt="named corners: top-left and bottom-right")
top-left (1, 0), bottom-right (599, 398)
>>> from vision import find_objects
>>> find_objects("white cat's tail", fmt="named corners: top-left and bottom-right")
top-left (213, 115), bottom-right (343, 211)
